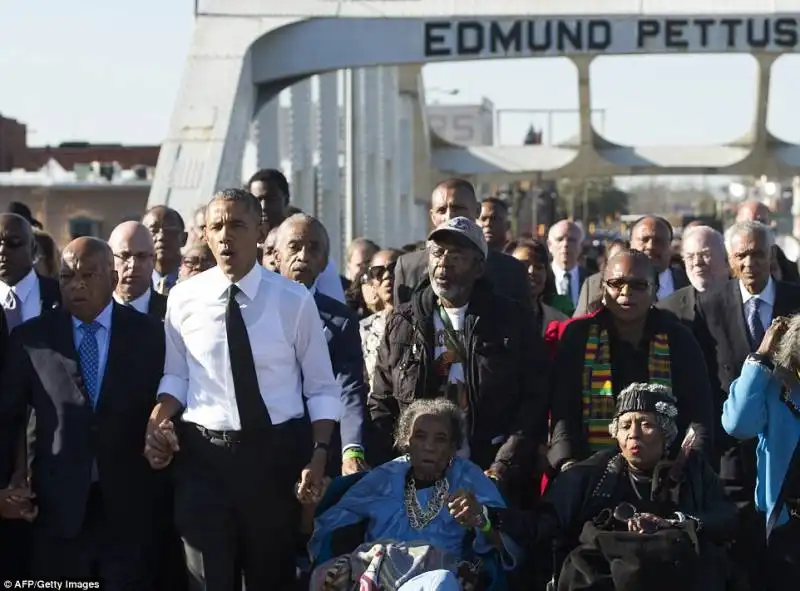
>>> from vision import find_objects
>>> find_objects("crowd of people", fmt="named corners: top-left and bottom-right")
top-left (0, 171), bottom-right (797, 591)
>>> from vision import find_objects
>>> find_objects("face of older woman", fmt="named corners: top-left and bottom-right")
top-left (408, 414), bottom-right (457, 480)
top-left (604, 255), bottom-right (654, 322)
top-left (367, 250), bottom-right (399, 307)
top-left (615, 411), bottom-right (664, 471)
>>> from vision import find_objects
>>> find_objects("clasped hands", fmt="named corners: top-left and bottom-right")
top-left (0, 477), bottom-right (37, 522)
top-left (144, 418), bottom-right (180, 469)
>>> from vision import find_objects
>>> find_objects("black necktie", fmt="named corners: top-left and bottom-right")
top-left (226, 285), bottom-right (272, 434)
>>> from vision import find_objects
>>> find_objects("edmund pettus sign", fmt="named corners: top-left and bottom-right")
top-left (423, 17), bottom-right (800, 58)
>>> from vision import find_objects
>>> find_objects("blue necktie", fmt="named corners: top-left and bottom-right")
top-left (745, 298), bottom-right (765, 352)
top-left (78, 322), bottom-right (102, 407)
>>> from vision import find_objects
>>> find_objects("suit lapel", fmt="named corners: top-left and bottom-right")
top-left (723, 281), bottom-right (752, 359)
top-left (52, 312), bottom-right (92, 407)
top-left (772, 281), bottom-right (792, 319)
top-left (37, 275), bottom-right (61, 313)
top-left (671, 267), bottom-right (689, 291)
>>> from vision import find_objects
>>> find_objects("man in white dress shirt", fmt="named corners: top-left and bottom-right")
top-left (144, 188), bottom-right (341, 591)
top-left (108, 221), bottom-right (167, 321)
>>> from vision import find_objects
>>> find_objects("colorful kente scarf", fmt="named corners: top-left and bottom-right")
top-left (582, 323), bottom-right (672, 452)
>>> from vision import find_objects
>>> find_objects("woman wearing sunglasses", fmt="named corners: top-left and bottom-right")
top-left (360, 249), bottom-right (403, 388)
top-left (547, 249), bottom-right (715, 475)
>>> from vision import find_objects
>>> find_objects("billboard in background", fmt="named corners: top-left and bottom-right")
top-left (427, 99), bottom-right (494, 147)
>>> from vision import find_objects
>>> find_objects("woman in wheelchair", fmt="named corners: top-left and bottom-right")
top-left (305, 399), bottom-right (520, 591)
top-left (492, 383), bottom-right (737, 591)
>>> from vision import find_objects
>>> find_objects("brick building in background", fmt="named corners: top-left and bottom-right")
top-left (0, 113), bottom-right (159, 247)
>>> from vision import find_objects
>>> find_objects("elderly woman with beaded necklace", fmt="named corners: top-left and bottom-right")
top-left (307, 399), bottom-right (520, 591)
top-left (723, 315), bottom-right (800, 590)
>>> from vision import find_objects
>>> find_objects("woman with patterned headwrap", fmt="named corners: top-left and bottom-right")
top-left (547, 250), bottom-right (715, 473)
top-left (492, 383), bottom-right (736, 591)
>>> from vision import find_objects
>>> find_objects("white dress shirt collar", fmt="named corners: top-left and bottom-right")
top-left (71, 299), bottom-right (114, 331)
top-left (1, 267), bottom-right (37, 302)
top-left (739, 276), bottom-right (776, 306)
top-left (114, 288), bottom-right (152, 314)
top-left (209, 262), bottom-right (262, 301)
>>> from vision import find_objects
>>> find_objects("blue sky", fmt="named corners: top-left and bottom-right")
top-left (1, 0), bottom-right (797, 149)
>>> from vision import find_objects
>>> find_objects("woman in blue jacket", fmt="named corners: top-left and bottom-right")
top-left (723, 315), bottom-right (800, 590)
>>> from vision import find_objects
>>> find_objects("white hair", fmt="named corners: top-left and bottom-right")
top-left (682, 225), bottom-right (725, 256)
top-left (547, 219), bottom-right (584, 243)
top-left (725, 220), bottom-right (774, 254)
top-left (773, 313), bottom-right (800, 370)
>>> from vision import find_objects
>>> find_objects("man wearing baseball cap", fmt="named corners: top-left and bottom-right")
top-left (369, 217), bottom-right (549, 503)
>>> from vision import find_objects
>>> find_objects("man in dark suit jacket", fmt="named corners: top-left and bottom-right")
top-left (547, 219), bottom-right (589, 312)
top-left (657, 225), bottom-right (730, 328)
top-left (0, 213), bottom-right (61, 579)
top-left (109, 221), bottom-right (169, 323)
top-left (394, 178), bottom-right (530, 306)
top-left (0, 237), bottom-right (165, 586)
top-left (734, 199), bottom-right (800, 284)
top-left (108, 222), bottom-right (182, 589)
top-left (315, 292), bottom-right (369, 475)
top-left (274, 213), bottom-right (369, 475)
top-left (694, 221), bottom-right (800, 587)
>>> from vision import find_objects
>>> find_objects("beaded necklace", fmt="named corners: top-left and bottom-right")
top-left (582, 323), bottom-right (672, 452)
top-left (404, 473), bottom-right (450, 530)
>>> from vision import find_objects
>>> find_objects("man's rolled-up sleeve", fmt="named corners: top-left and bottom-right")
top-left (158, 293), bottom-right (189, 406)
top-left (296, 293), bottom-right (342, 422)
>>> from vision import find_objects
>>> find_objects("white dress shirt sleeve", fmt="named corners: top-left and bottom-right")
top-left (315, 259), bottom-right (346, 303)
top-left (294, 291), bottom-right (342, 422)
top-left (158, 295), bottom-right (189, 406)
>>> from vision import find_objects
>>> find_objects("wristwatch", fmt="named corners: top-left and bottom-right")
top-left (313, 441), bottom-right (331, 454)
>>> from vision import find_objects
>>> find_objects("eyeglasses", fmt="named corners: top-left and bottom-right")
top-left (366, 262), bottom-right (397, 281)
top-left (605, 277), bottom-right (651, 292)
top-left (683, 251), bottom-right (713, 264)
top-left (114, 252), bottom-right (152, 266)
top-left (181, 256), bottom-right (211, 271)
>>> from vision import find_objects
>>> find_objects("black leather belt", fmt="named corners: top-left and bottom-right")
top-left (193, 424), bottom-right (242, 447)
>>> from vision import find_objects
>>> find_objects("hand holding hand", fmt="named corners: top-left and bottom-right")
top-left (144, 418), bottom-right (180, 469)
top-left (627, 512), bottom-right (671, 534)
top-left (0, 486), bottom-right (38, 522)
top-left (296, 451), bottom-right (329, 505)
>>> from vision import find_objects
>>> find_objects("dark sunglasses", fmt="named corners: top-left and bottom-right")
top-left (366, 262), bottom-right (396, 281)
top-left (605, 277), bottom-right (651, 292)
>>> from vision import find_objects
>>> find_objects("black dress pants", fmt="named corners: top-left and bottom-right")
top-left (766, 519), bottom-right (800, 591)
top-left (32, 484), bottom-right (153, 590)
top-left (174, 420), bottom-right (310, 591)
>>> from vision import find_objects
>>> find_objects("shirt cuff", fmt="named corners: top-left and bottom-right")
top-left (158, 375), bottom-right (188, 407)
top-left (306, 394), bottom-right (342, 423)
top-left (342, 444), bottom-right (363, 454)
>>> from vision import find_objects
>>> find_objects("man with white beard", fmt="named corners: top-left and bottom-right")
top-left (657, 225), bottom-right (729, 327)
top-left (369, 217), bottom-right (549, 505)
